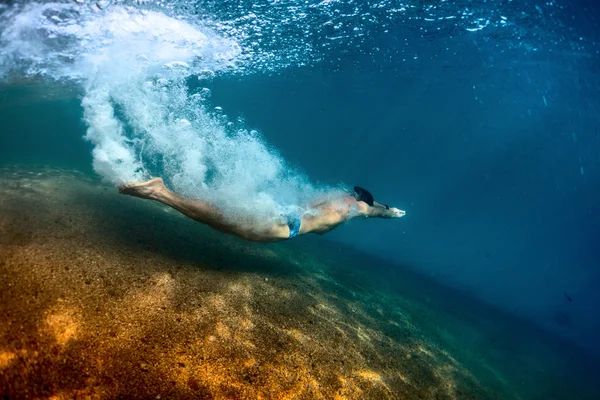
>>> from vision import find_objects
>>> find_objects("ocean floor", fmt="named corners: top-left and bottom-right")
top-left (0, 165), bottom-right (598, 399)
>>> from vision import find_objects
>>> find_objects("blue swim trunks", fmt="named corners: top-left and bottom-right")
top-left (286, 215), bottom-right (302, 239)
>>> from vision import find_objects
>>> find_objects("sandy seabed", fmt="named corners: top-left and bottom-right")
top-left (0, 166), bottom-right (598, 400)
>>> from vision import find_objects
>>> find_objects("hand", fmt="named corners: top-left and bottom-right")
top-left (389, 207), bottom-right (406, 218)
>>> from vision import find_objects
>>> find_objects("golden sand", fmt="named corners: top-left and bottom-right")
top-left (0, 166), bottom-right (595, 399)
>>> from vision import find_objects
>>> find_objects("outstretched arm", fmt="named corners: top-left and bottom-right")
top-left (365, 202), bottom-right (405, 219)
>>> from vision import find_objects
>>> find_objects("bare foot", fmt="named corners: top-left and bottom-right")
top-left (118, 177), bottom-right (166, 200)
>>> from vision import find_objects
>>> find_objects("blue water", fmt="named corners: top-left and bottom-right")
top-left (1, 0), bottom-right (599, 385)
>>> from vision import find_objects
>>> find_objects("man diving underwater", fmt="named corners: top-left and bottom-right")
top-left (119, 178), bottom-right (405, 242)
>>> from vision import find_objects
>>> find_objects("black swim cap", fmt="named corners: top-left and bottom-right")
top-left (352, 186), bottom-right (374, 206)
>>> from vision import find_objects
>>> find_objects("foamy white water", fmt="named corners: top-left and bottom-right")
top-left (0, 2), bottom-right (326, 221)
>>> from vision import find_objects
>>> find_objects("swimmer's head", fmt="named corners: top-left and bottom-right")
top-left (351, 186), bottom-right (374, 206)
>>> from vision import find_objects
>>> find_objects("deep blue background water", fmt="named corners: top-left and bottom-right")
top-left (1, 0), bottom-right (599, 359)
top-left (205, 0), bottom-right (600, 356)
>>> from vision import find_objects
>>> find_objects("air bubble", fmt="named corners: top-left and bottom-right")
top-left (197, 69), bottom-right (216, 81)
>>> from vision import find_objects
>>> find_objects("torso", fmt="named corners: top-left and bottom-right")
top-left (299, 196), bottom-right (364, 235)
top-left (228, 195), bottom-right (366, 242)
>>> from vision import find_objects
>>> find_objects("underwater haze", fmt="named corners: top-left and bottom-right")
top-left (1, 0), bottom-right (600, 396)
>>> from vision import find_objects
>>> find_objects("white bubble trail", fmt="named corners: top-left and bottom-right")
top-left (0, 2), bottom-right (331, 222)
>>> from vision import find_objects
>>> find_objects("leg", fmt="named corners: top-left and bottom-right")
top-left (119, 178), bottom-right (233, 234)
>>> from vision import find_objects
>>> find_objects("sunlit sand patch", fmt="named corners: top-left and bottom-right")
top-left (304, 272), bottom-right (344, 293)
top-left (311, 271), bottom-right (333, 282)
top-left (239, 318), bottom-right (254, 330)
top-left (206, 293), bottom-right (227, 313)
top-left (275, 364), bottom-right (323, 400)
top-left (165, 343), bottom-right (204, 385)
top-left (276, 287), bottom-right (293, 299)
top-left (397, 371), bottom-right (411, 384)
top-left (283, 328), bottom-right (310, 344)
top-left (227, 281), bottom-right (252, 298)
top-left (438, 348), bottom-right (462, 367)
top-left (356, 329), bottom-right (373, 343)
top-left (215, 321), bottom-right (231, 339)
top-left (95, 271), bottom-right (177, 343)
top-left (417, 344), bottom-right (435, 358)
top-left (165, 329), bottom-right (327, 399)
top-left (0, 351), bottom-right (17, 368)
top-left (44, 306), bottom-right (81, 346)
top-left (309, 302), bottom-right (353, 332)
top-left (338, 372), bottom-right (391, 399)
top-left (389, 307), bottom-right (419, 329)
top-left (335, 376), bottom-right (364, 399)
top-left (314, 302), bottom-right (339, 315)
top-left (124, 272), bottom-right (175, 312)
top-left (356, 369), bottom-right (383, 383)
top-left (432, 363), bottom-right (458, 398)
top-left (239, 339), bottom-right (256, 349)
top-left (357, 370), bottom-right (393, 396)
top-left (334, 326), bottom-right (348, 339)
top-left (388, 319), bottom-right (401, 328)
